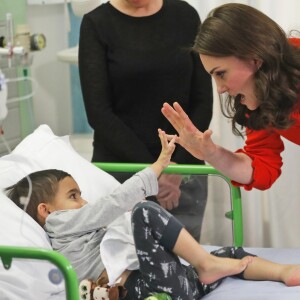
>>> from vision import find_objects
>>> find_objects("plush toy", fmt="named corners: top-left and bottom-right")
top-left (79, 279), bottom-right (172, 300)
top-left (79, 279), bottom-right (127, 300)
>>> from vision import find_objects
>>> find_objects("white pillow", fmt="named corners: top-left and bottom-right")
top-left (0, 124), bottom-right (120, 299)
top-left (0, 124), bottom-right (120, 201)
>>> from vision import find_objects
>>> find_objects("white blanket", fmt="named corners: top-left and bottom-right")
top-left (100, 211), bottom-right (139, 285)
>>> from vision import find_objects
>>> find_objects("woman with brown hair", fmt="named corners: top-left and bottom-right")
top-left (162, 3), bottom-right (300, 191)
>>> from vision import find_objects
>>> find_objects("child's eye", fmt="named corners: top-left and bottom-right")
top-left (70, 193), bottom-right (77, 199)
top-left (70, 191), bottom-right (81, 199)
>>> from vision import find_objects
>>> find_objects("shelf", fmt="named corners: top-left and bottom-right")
top-left (57, 46), bottom-right (78, 65)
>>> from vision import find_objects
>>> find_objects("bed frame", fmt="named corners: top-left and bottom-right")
top-left (0, 164), bottom-right (244, 300)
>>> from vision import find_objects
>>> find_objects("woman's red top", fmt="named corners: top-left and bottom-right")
top-left (232, 38), bottom-right (300, 190)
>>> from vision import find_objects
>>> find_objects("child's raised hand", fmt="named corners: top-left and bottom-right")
top-left (150, 129), bottom-right (176, 177)
top-left (157, 128), bottom-right (176, 168)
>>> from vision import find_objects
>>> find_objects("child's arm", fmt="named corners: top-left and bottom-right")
top-left (45, 130), bottom-right (177, 235)
top-left (150, 129), bottom-right (176, 177)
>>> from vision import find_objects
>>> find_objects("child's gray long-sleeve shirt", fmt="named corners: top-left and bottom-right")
top-left (44, 167), bottom-right (158, 282)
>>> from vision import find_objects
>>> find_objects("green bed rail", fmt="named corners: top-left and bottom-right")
top-left (0, 246), bottom-right (79, 300)
top-left (94, 163), bottom-right (244, 247)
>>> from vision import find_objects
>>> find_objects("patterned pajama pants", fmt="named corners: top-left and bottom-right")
top-left (124, 201), bottom-right (206, 300)
top-left (123, 201), bottom-right (256, 300)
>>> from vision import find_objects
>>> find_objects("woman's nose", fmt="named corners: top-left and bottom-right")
top-left (216, 84), bottom-right (228, 94)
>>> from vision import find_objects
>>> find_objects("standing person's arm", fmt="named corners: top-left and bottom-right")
top-left (79, 14), bottom-right (155, 162)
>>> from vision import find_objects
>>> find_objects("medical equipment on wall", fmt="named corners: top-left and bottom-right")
top-left (0, 70), bottom-right (8, 126)
top-left (0, 67), bottom-right (38, 138)
top-left (0, 12), bottom-right (42, 140)
top-left (0, 68), bottom-right (33, 214)
top-left (0, 12), bottom-right (46, 68)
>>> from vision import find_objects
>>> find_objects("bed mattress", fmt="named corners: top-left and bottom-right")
top-left (203, 246), bottom-right (300, 300)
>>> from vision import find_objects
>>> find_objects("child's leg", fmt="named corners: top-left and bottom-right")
top-left (172, 227), bottom-right (252, 285)
top-left (211, 246), bottom-right (300, 287)
top-left (131, 201), bottom-right (204, 299)
top-left (243, 257), bottom-right (300, 286)
top-left (131, 201), bottom-right (252, 296)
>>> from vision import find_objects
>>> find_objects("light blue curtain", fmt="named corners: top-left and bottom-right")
top-left (68, 4), bottom-right (92, 133)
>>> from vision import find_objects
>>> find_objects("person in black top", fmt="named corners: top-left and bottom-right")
top-left (78, 0), bottom-right (213, 241)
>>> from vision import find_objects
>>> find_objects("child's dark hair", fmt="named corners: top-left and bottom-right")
top-left (5, 169), bottom-right (71, 225)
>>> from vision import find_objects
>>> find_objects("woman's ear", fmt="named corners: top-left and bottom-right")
top-left (253, 58), bottom-right (263, 70)
top-left (37, 203), bottom-right (51, 224)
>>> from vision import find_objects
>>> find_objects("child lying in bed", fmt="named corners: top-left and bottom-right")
top-left (5, 129), bottom-right (300, 300)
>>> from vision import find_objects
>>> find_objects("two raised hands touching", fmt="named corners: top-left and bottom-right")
top-left (161, 102), bottom-right (254, 186)
top-left (150, 128), bottom-right (176, 177)
top-left (153, 106), bottom-right (217, 211)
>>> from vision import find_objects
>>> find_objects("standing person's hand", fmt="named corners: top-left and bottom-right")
top-left (161, 102), bottom-right (217, 161)
top-left (157, 172), bottom-right (182, 210)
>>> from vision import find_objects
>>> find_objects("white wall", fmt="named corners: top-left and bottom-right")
top-left (26, 3), bottom-right (72, 135)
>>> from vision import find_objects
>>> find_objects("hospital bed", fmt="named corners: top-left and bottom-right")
top-left (0, 125), bottom-right (300, 299)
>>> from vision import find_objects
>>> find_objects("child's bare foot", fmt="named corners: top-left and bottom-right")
top-left (282, 265), bottom-right (300, 286)
top-left (197, 254), bottom-right (253, 285)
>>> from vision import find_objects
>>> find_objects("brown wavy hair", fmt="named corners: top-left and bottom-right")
top-left (193, 3), bottom-right (300, 136)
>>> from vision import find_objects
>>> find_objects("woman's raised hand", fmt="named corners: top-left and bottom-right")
top-left (161, 102), bottom-right (216, 161)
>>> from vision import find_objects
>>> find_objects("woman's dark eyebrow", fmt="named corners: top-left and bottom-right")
top-left (209, 66), bottom-right (220, 75)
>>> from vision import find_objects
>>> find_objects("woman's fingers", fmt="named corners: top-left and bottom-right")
top-left (162, 102), bottom-right (196, 135)
top-left (161, 103), bottom-right (183, 132)
top-left (173, 102), bottom-right (189, 121)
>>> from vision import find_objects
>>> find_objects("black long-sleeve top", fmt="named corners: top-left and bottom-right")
top-left (79, 0), bottom-right (213, 164)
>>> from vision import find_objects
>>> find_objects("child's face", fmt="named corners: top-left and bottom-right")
top-left (48, 176), bottom-right (87, 212)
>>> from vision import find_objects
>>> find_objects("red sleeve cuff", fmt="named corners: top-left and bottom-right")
top-left (231, 149), bottom-right (282, 191)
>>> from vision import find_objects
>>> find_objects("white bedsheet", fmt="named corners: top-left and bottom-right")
top-left (203, 246), bottom-right (300, 300)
